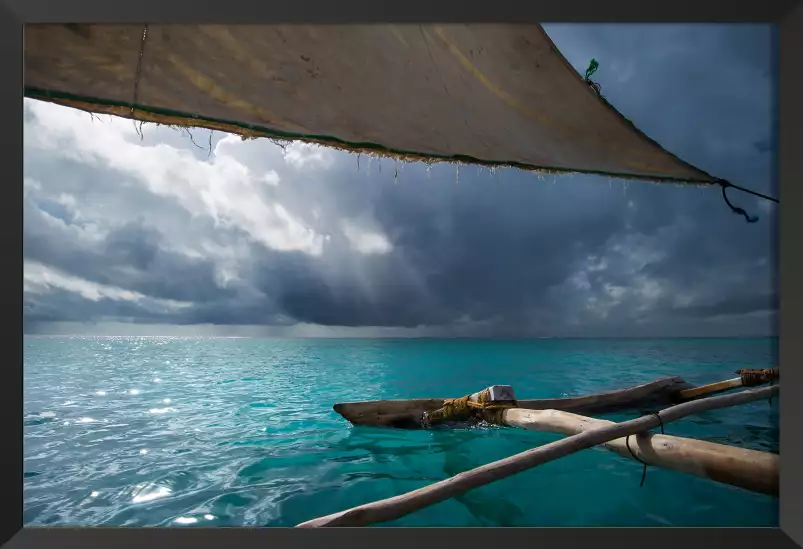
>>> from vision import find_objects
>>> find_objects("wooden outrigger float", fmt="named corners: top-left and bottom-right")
top-left (333, 369), bottom-right (778, 428)
top-left (23, 23), bottom-right (781, 528)
top-left (335, 376), bottom-right (690, 428)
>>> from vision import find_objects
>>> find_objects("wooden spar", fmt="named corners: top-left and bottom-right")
top-left (334, 376), bottom-right (692, 428)
top-left (677, 377), bottom-right (745, 400)
top-left (503, 408), bottom-right (778, 495)
top-left (677, 368), bottom-right (778, 400)
top-left (297, 385), bottom-right (779, 528)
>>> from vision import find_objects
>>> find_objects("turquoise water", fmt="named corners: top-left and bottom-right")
top-left (23, 336), bottom-right (778, 527)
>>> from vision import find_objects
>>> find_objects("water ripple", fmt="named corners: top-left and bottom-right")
top-left (24, 336), bottom-right (778, 527)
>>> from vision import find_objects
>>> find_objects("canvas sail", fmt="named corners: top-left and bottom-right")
top-left (23, 24), bottom-right (716, 184)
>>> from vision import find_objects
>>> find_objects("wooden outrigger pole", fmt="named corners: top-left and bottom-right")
top-left (300, 370), bottom-right (779, 527)
top-left (503, 408), bottom-right (777, 495)
top-left (298, 385), bottom-right (780, 527)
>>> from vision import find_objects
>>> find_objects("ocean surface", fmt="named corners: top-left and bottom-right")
top-left (23, 336), bottom-right (778, 527)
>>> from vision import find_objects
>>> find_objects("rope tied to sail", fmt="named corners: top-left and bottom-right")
top-left (577, 58), bottom-right (777, 225)
top-left (584, 58), bottom-right (602, 95)
top-left (715, 178), bottom-right (779, 224)
top-left (578, 59), bottom-right (775, 225)
top-left (718, 180), bottom-right (758, 223)
top-left (131, 24), bottom-right (149, 139)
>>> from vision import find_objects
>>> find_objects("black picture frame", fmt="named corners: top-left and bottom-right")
top-left (4, 1), bottom-right (801, 548)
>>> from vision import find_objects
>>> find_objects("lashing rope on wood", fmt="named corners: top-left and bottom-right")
top-left (627, 370), bottom-right (778, 486)
top-left (421, 387), bottom-right (518, 427)
top-left (736, 367), bottom-right (779, 387)
top-left (626, 412), bottom-right (665, 487)
top-left (736, 367), bottom-right (780, 407)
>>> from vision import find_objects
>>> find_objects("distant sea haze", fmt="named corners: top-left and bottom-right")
top-left (24, 336), bottom-right (778, 527)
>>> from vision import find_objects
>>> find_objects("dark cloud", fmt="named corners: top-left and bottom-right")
top-left (24, 208), bottom-right (232, 305)
top-left (22, 23), bottom-right (777, 337)
top-left (23, 287), bottom-right (179, 325)
top-left (670, 293), bottom-right (778, 319)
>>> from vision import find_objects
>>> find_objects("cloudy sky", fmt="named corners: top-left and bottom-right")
top-left (23, 23), bottom-right (777, 338)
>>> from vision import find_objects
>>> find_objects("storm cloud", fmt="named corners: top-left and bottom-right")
top-left (22, 23), bottom-right (777, 337)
